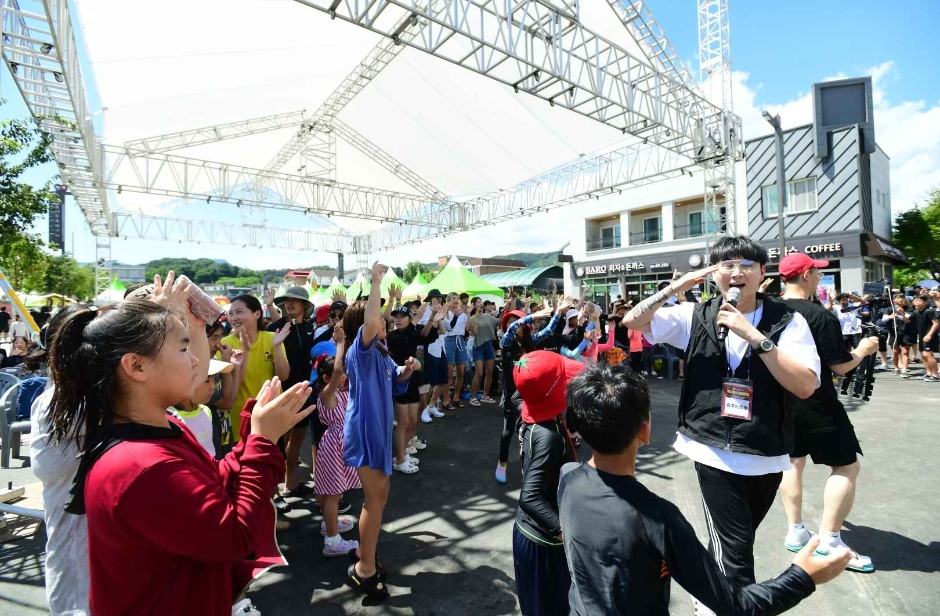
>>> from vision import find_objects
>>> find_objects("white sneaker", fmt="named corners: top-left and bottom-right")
top-left (320, 518), bottom-right (355, 536)
top-left (405, 445), bottom-right (418, 455)
top-left (421, 408), bottom-right (434, 423)
top-left (394, 459), bottom-right (419, 474)
top-left (428, 407), bottom-right (446, 418)
top-left (409, 437), bottom-right (427, 450)
top-left (323, 536), bottom-right (359, 557)
top-left (784, 528), bottom-right (815, 553)
top-left (814, 542), bottom-right (875, 573)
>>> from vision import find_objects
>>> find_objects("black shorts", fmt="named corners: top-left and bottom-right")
top-left (309, 409), bottom-right (327, 446)
top-left (919, 337), bottom-right (939, 353)
top-left (893, 333), bottom-right (914, 348)
top-left (394, 379), bottom-right (421, 405)
top-left (791, 424), bottom-right (862, 466)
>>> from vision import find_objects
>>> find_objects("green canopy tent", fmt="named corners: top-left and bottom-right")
top-left (322, 278), bottom-right (347, 302)
top-left (95, 277), bottom-right (127, 304)
top-left (344, 272), bottom-right (371, 301)
top-left (379, 269), bottom-right (406, 297)
top-left (424, 256), bottom-right (504, 298)
top-left (401, 272), bottom-right (429, 299)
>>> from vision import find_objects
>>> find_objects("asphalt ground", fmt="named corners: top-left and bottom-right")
top-left (1, 361), bottom-right (939, 615)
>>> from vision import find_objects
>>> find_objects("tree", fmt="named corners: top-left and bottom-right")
top-left (41, 254), bottom-right (95, 299)
top-left (893, 187), bottom-right (940, 283)
top-left (402, 260), bottom-right (429, 282)
top-left (0, 235), bottom-right (48, 290)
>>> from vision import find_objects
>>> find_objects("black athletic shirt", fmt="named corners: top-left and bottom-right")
top-left (266, 317), bottom-right (315, 387)
top-left (782, 299), bottom-right (853, 430)
top-left (912, 307), bottom-right (939, 338)
top-left (559, 463), bottom-right (816, 615)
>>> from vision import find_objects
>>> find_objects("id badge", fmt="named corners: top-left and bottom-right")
top-left (721, 378), bottom-right (754, 420)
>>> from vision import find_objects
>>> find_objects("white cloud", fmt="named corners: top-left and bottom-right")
top-left (732, 61), bottom-right (940, 213)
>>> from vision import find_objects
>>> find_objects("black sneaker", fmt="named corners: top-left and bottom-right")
top-left (273, 496), bottom-right (292, 514)
top-left (283, 483), bottom-right (314, 498)
top-left (338, 499), bottom-right (352, 514)
top-left (347, 563), bottom-right (389, 601)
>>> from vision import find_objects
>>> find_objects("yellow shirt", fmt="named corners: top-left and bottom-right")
top-left (220, 330), bottom-right (285, 442)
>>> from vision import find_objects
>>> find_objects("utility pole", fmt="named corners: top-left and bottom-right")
top-left (762, 111), bottom-right (788, 257)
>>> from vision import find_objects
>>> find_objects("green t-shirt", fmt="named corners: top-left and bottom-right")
top-left (471, 313), bottom-right (499, 346)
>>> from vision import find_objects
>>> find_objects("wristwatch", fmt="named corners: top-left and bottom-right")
top-left (754, 338), bottom-right (776, 354)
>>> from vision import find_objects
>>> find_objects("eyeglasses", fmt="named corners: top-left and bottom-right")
top-left (717, 259), bottom-right (756, 273)
top-left (329, 312), bottom-right (343, 319)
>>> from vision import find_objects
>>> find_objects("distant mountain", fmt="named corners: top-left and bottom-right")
top-left (490, 251), bottom-right (559, 268)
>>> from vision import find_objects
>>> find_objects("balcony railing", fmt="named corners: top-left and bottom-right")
top-left (674, 223), bottom-right (705, 239)
top-left (586, 236), bottom-right (622, 252)
top-left (629, 230), bottom-right (662, 245)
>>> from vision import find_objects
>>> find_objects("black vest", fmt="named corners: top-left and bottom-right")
top-left (677, 295), bottom-right (795, 457)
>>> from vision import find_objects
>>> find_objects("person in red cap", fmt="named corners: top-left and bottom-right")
top-left (777, 251), bottom-right (880, 573)
top-left (511, 350), bottom-right (583, 616)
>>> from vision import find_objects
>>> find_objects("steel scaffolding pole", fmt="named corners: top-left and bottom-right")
top-left (123, 110), bottom-right (307, 154)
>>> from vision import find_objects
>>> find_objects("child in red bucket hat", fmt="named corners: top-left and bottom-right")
top-left (511, 350), bottom-right (584, 616)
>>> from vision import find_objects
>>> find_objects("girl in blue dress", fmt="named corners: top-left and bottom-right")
top-left (342, 262), bottom-right (420, 600)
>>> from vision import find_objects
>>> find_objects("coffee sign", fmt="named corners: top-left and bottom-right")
top-left (768, 242), bottom-right (844, 260)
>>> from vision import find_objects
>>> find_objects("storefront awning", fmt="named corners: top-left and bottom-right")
top-left (480, 266), bottom-right (562, 288)
top-left (862, 233), bottom-right (909, 264)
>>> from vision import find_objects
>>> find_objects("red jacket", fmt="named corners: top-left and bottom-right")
top-left (85, 409), bottom-right (285, 616)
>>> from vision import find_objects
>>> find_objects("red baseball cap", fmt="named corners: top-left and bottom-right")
top-left (500, 309), bottom-right (526, 333)
top-left (779, 253), bottom-right (828, 281)
top-left (514, 350), bottom-right (584, 423)
top-left (315, 304), bottom-right (330, 324)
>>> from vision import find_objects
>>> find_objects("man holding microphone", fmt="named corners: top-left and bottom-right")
top-left (623, 236), bottom-right (820, 614)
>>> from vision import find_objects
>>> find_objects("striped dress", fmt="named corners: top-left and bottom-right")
top-left (314, 389), bottom-right (361, 496)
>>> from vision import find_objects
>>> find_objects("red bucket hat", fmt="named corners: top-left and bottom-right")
top-left (514, 350), bottom-right (584, 424)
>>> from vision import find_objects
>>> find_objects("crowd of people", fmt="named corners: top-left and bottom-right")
top-left (3, 235), bottom-right (938, 615)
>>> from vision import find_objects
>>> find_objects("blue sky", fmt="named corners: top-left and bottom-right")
top-left (2, 0), bottom-right (939, 270)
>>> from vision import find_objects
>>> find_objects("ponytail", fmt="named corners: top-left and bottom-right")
top-left (48, 300), bottom-right (178, 451)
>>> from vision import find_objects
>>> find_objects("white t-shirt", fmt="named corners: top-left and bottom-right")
top-left (314, 323), bottom-right (330, 339)
top-left (832, 305), bottom-right (861, 335)
top-left (29, 385), bottom-right (91, 615)
top-left (446, 311), bottom-right (467, 337)
top-left (10, 320), bottom-right (28, 338)
top-left (419, 307), bottom-right (445, 358)
top-left (645, 300), bottom-right (821, 476)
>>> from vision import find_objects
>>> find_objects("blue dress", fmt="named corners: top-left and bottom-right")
top-left (343, 327), bottom-right (410, 475)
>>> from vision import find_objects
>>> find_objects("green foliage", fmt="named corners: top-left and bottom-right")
top-left (893, 187), bottom-right (940, 283)
top-left (402, 260), bottom-right (430, 282)
top-left (40, 254), bottom-right (95, 299)
top-left (142, 258), bottom-right (333, 286)
top-left (489, 251), bottom-right (559, 268)
top-left (0, 98), bottom-right (57, 280)
top-left (215, 276), bottom-right (262, 287)
top-left (0, 235), bottom-right (47, 290)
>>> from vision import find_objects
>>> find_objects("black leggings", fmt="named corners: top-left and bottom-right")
top-left (499, 402), bottom-right (520, 464)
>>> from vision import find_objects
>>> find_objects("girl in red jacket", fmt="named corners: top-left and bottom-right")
top-left (47, 273), bottom-right (314, 616)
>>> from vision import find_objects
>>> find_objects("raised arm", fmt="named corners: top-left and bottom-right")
top-left (319, 326), bottom-right (345, 411)
top-left (362, 262), bottom-right (386, 344)
top-left (623, 266), bottom-right (716, 333)
top-left (264, 288), bottom-right (282, 322)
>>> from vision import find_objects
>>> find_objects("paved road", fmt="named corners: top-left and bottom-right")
top-left (2, 366), bottom-right (938, 614)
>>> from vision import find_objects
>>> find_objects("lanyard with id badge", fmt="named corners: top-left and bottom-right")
top-left (721, 311), bottom-right (759, 421)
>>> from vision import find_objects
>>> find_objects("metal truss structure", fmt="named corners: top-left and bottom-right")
top-left (698, 0), bottom-right (741, 248)
top-left (111, 211), bottom-right (352, 252)
top-left (101, 145), bottom-right (448, 225)
top-left (0, 0), bottom-right (112, 295)
top-left (123, 109), bottom-right (307, 154)
top-left (294, 0), bottom-right (726, 161)
top-left (2, 0), bottom-right (742, 268)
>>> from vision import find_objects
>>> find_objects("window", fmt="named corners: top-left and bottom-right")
top-left (689, 211), bottom-right (703, 236)
top-left (600, 225), bottom-right (621, 249)
top-left (643, 217), bottom-right (661, 242)
top-left (762, 177), bottom-right (818, 217)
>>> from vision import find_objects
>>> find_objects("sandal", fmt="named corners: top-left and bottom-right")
top-left (468, 399), bottom-right (481, 407)
top-left (273, 496), bottom-right (292, 513)
top-left (444, 402), bottom-right (457, 411)
top-left (348, 549), bottom-right (387, 581)
top-left (347, 564), bottom-right (389, 601)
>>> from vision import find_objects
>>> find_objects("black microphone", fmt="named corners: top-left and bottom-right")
top-left (718, 287), bottom-right (742, 342)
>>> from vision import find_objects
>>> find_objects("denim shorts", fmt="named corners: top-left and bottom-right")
top-left (472, 342), bottom-right (496, 362)
top-left (444, 335), bottom-right (468, 364)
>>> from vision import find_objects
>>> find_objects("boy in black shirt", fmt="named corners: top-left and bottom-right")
top-left (559, 363), bottom-right (852, 615)
top-left (913, 295), bottom-right (939, 381)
